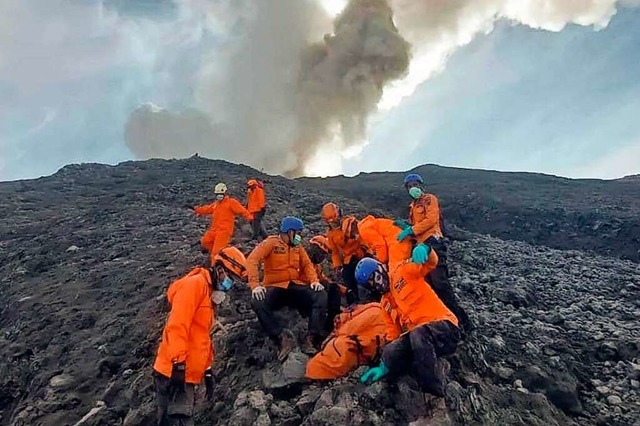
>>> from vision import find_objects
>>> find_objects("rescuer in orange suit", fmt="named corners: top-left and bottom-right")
top-left (356, 215), bottom-right (413, 269)
top-left (246, 179), bottom-right (268, 241)
top-left (322, 203), bottom-right (368, 305)
top-left (355, 245), bottom-right (461, 397)
top-left (194, 182), bottom-right (253, 263)
top-left (396, 173), bottom-right (471, 334)
top-left (247, 217), bottom-right (328, 361)
top-left (152, 247), bottom-right (247, 426)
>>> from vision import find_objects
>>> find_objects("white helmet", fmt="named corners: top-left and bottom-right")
top-left (214, 183), bottom-right (228, 195)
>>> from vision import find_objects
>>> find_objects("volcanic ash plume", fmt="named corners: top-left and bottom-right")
top-left (286, 0), bottom-right (410, 175)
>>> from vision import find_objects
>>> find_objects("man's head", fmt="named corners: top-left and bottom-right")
top-left (341, 216), bottom-right (359, 240)
top-left (354, 258), bottom-right (390, 294)
top-left (403, 174), bottom-right (424, 200)
top-left (321, 202), bottom-right (341, 229)
top-left (280, 216), bottom-right (304, 247)
top-left (308, 235), bottom-right (330, 264)
top-left (210, 246), bottom-right (247, 293)
top-left (214, 182), bottom-right (228, 201)
top-left (247, 179), bottom-right (258, 190)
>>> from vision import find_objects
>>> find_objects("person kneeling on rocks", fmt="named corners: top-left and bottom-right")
top-left (247, 217), bottom-right (328, 361)
top-left (152, 246), bottom-right (248, 426)
top-left (354, 245), bottom-right (461, 398)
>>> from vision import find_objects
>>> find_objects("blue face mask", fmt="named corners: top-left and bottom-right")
top-left (408, 187), bottom-right (423, 200)
top-left (220, 276), bottom-right (234, 291)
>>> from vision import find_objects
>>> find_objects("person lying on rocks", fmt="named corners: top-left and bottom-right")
top-left (305, 302), bottom-right (400, 380)
top-left (322, 202), bottom-right (370, 305)
top-left (247, 216), bottom-right (328, 361)
top-left (354, 246), bottom-right (461, 398)
top-left (152, 246), bottom-right (248, 426)
top-left (304, 235), bottom-right (345, 332)
top-left (192, 182), bottom-right (253, 263)
top-left (395, 173), bottom-right (472, 334)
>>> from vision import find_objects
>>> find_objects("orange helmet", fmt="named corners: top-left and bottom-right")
top-left (247, 179), bottom-right (258, 188)
top-left (213, 246), bottom-right (247, 279)
top-left (341, 216), bottom-right (359, 239)
top-left (309, 235), bottom-right (330, 254)
top-left (321, 202), bottom-right (341, 222)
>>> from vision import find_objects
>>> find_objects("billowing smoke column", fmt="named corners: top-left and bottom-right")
top-left (285, 0), bottom-right (410, 176)
top-left (124, 0), bottom-right (638, 176)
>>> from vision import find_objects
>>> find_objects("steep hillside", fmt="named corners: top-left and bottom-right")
top-left (0, 157), bottom-right (639, 426)
top-left (300, 164), bottom-right (640, 262)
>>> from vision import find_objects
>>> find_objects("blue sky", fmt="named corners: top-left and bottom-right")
top-left (1, 2), bottom-right (639, 181)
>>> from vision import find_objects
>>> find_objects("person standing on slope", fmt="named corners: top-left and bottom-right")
top-left (322, 203), bottom-right (368, 305)
top-left (194, 182), bottom-right (253, 262)
top-left (354, 246), bottom-right (461, 398)
top-left (248, 217), bottom-right (328, 361)
top-left (246, 179), bottom-right (268, 241)
top-left (396, 173), bottom-right (471, 333)
top-left (152, 247), bottom-right (248, 426)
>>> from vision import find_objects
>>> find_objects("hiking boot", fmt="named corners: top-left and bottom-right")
top-left (277, 330), bottom-right (297, 362)
top-left (300, 335), bottom-right (318, 356)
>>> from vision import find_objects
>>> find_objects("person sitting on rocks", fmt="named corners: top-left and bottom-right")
top-left (322, 202), bottom-right (369, 305)
top-left (354, 245), bottom-right (461, 398)
top-left (193, 182), bottom-right (253, 262)
top-left (396, 173), bottom-right (472, 334)
top-left (305, 235), bottom-right (345, 331)
top-left (152, 246), bottom-right (248, 426)
top-left (247, 217), bottom-right (328, 361)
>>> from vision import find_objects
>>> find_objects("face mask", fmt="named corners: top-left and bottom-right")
top-left (292, 234), bottom-right (302, 246)
top-left (408, 187), bottom-right (423, 200)
top-left (220, 276), bottom-right (234, 291)
top-left (212, 291), bottom-right (226, 305)
top-left (215, 194), bottom-right (224, 201)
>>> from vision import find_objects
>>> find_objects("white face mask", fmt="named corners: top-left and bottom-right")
top-left (215, 194), bottom-right (224, 201)
top-left (212, 291), bottom-right (226, 305)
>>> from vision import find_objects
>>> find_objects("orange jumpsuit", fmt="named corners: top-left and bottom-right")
top-left (357, 216), bottom-right (412, 269)
top-left (195, 196), bottom-right (253, 260)
top-left (247, 236), bottom-right (318, 289)
top-left (153, 268), bottom-right (214, 384)
top-left (247, 185), bottom-right (266, 214)
top-left (326, 216), bottom-right (367, 268)
top-left (408, 193), bottom-right (443, 243)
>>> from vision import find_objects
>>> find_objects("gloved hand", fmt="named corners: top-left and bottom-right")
top-left (397, 226), bottom-right (414, 242)
top-left (204, 368), bottom-right (214, 401)
top-left (393, 219), bottom-right (411, 230)
top-left (412, 243), bottom-right (431, 264)
top-left (252, 285), bottom-right (267, 301)
top-left (360, 361), bottom-right (389, 385)
top-left (310, 282), bottom-right (324, 292)
top-left (168, 362), bottom-right (186, 399)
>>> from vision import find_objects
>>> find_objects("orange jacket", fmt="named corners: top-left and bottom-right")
top-left (381, 251), bottom-right (458, 331)
top-left (195, 196), bottom-right (253, 233)
top-left (326, 216), bottom-right (368, 268)
top-left (153, 268), bottom-right (214, 384)
top-left (306, 303), bottom-right (400, 380)
top-left (247, 236), bottom-right (318, 289)
top-left (357, 216), bottom-right (412, 269)
top-left (247, 186), bottom-right (266, 214)
top-left (409, 193), bottom-right (443, 243)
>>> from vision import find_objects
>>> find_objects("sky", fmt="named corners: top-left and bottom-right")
top-left (1, 0), bottom-right (639, 181)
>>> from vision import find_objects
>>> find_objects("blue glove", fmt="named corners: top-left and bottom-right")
top-left (393, 219), bottom-right (411, 230)
top-left (396, 226), bottom-right (414, 242)
top-left (360, 361), bottom-right (389, 385)
top-left (412, 243), bottom-right (431, 264)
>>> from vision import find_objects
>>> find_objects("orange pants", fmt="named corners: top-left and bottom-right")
top-left (201, 230), bottom-right (233, 261)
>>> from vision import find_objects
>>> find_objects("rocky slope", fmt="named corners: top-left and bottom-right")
top-left (300, 165), bottom-right (640, 263)
top-left (0, 156), bottom-right (639, 426)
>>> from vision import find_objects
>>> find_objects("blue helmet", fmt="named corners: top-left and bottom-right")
top-left (355, 258), bottom-right (381, 286)
top-left (280, 216), bottom-right (304, 233)
top-left (403, 173), bottom-right (424, 186)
